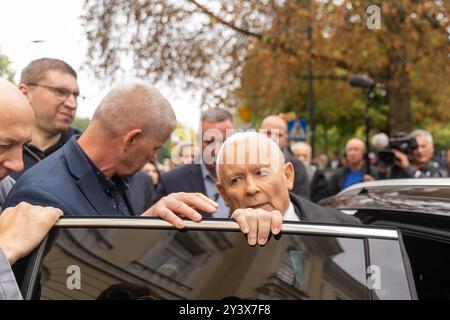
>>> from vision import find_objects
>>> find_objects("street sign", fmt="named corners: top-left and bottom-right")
top-left (287, 119), bottom-right (307, 142)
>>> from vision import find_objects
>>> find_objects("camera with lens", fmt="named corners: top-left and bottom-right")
top-left (376, 132), bottom-right (418, 166)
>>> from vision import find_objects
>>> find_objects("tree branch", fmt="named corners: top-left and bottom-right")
top-left (186, 0), bottom-right (265, 40)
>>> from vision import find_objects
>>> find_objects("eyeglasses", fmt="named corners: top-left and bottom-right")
top-left (27, 83), bottom-right (86, 102)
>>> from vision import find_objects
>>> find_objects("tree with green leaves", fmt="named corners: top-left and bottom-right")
top-left (0, 54), bottom-right (16, 83)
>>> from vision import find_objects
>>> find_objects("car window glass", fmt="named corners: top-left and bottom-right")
top-left (368, 239), bottom-right (412, 299)
top-left (35, 228), bottom-right (386, 300)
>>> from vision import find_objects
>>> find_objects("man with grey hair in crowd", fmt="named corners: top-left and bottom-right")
top-left (215, 132), bottom-right (360, 246)
top-left (387, 129), bottom-right (448, 178)
top-left (5, 81), bottom-right (218, 227)
top-left (291, 141), bottom-right (331, 203)
top-left (156, 107), bottom-right (234, 218)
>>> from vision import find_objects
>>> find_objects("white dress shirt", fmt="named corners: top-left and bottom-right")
top-left (283, 201), bottom-right (300, 222)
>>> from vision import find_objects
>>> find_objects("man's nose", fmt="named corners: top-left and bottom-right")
top-left (2, 150), bottom-right (25, 173)
top-left (64, 94), bottom-right (78, 109)
top-left (245, 176), bottom-right (259, 195)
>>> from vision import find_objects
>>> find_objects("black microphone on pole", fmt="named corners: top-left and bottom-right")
top-left (349, 75), bottom-right (376, 175)
top-left (349, 75), bottom-right (376, 90)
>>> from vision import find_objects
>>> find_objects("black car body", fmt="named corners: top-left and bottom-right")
top-left (321, 178), bottom-right (450, 299)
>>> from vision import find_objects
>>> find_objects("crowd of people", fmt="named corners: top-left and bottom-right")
top-left (0, 57), bottom-right (448, 299)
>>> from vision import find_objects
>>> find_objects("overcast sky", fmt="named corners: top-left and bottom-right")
top-left (0, 0), bottom-right (200, 130)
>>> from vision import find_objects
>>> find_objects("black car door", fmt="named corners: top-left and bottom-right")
top-left (19, 217), bottom-right (416, 300)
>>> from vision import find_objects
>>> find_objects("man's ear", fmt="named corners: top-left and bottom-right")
top-left (216, 180), bottom-right (230, 207)
top-left (18, 84), bottom-right (30, 97)
top-left (284, 162), bottom-right (295, 191)
top-left (123, 129), bottom-right (143, 150)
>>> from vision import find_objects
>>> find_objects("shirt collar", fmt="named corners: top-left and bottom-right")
top-left (200, 161), bottom-right (214, 181)
top-left (283, 202), bottom-right (300, 222)
top-left (86, 155), bottom-right (129, 194)
top-left (27, 128), bottom-right (75, 157)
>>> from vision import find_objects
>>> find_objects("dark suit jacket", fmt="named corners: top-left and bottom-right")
top-left (290, 192), bottom-right (361, 224)
top-left (155, 163), bottom-right (211, 216)
top-left (284, 147), bottom-right (310, 200)
top-left (4, 137), bottom-right (145, 216)
top-left (127, 170), bottom-right (156, 215)
top-left (156, 163), bottom-right (206, 199)
top-left (9, 127), bottom-right (80, 181)
top-left (310, 169), bottom-right (332, 203)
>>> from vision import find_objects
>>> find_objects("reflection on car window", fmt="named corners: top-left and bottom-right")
top-left (36, 228), bottom-right (383, 300)
top-left (368, 239), bottom-right (412, 299)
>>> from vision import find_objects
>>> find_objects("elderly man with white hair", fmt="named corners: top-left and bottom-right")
top-left (4, 81), bottom-right (218, 227)
top-left (215, 132), bottom-right (360, 246)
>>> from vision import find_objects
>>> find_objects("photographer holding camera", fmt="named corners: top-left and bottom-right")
top-left (375, 130), bottom-right (448, 179)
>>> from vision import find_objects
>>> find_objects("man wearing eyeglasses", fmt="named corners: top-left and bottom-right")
top-left (9, 58), bottom-right (82, 181)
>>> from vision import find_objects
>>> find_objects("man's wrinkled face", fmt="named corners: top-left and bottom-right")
top-left (292, 144), bottom-right (311, 166)
top-left (345, 140), bottom-right (365, 166)
top-left (413, 135), bottom-right (434, 167)
top-left (22, 70), bottom-right (79, 135)
top-left (0, 113), bottom-right (33, 180)
top-left (217, 139), bottom-right (294, 214)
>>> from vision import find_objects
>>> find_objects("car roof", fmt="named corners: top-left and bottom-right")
top-left (325, 178), bottom-right (450, 218)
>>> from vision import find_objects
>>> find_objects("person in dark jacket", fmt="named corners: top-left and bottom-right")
top-left (216, 132), bottom-right (360, 246)
top-left (260, 115), bottom-right (310, 200)
top-left (10, 58), bottom-right (82, 181)
top-left (291, 141), bottom-right (332, 203)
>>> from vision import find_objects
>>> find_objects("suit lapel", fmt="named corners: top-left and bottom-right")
top-left (77, 175), bottom-right (114, 216)
top-left (64, 137), bottom-right (115, 216)
top-left (290, 192), bottom-right (306, 221)
top-left (188, 164), bottom-right (208, 195)
top-left (188, 164), bottom-right (211, 218)
top-left (124, 185), bottom-right (136, 216)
